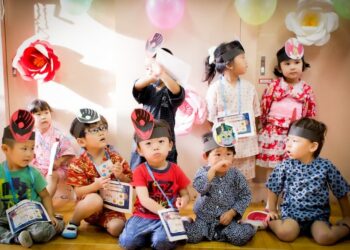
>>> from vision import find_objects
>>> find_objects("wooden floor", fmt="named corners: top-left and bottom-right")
top-left (1, 198), bottom-right (350, 250)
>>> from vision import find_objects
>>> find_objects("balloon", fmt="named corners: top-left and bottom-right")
top-left (333, 0), bottom-right (350, 20)
top-left (146, 0), bottom-right (185, 29)
top-left (60, 0), bottom-right (93, 15)
top-left (234, 0), bottom-right (277, 25)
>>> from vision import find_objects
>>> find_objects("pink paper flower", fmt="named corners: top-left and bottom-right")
top-left (12, 38), bottom-right (60, 82)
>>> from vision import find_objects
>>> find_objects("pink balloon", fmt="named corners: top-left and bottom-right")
top-left (146, 0), bottom-right (185, 29)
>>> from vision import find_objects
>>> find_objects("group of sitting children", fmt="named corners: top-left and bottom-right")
top-left (0, 100), bottom-right (349, 249)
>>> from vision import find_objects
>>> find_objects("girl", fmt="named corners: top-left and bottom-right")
top-left (257, 38), bottom-right (316, 169)
top-left (29, 99), bottom-right (76, 198)
top-left (266, 118), bottom-right (350, 245)
top-left (205, 40), bottom-right (261, 180)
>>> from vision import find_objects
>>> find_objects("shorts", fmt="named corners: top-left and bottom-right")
top-left (85, 208), bottom-right (126, 228)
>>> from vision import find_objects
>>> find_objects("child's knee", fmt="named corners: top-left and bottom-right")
top-left (275, 227), bottom-right (299, 242)
top-left (83, 193), bottom-right (104, 208)
top-left (107, 219), bottom-right (125, 237)
top-left (29, 223), bottom-right (56, 243)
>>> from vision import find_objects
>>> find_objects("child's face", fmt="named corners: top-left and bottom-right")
top-left (137, 136), bottom-right (173, 168)
top-left (33, 109), bottom-right (52, 132)
top-left (285, 134), bottom-right (318, 163)
top-left (78, 122), bottom-right (108, 150)
top-left (226, 53), bottom-right (247, 75)
top-left (2, 140), bottom-right (35, 169)
top-left (206, 147), bottom-right (235, 174)
top-left (280, 59), bottom-right (303, 83)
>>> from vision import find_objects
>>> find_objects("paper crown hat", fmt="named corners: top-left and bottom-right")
top-left (2, 109), bottom-right (35, 142)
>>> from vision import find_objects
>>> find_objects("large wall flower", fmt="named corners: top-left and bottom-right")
top-left (285, 0), bottom-right (339, 46)
top-left (12, 38), bottom-right (60, 82)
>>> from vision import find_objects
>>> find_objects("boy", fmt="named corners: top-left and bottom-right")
top-left (0, 110), bottom-right (64, 248)
top-left (61, 108), bottom-right (132, 239)
top-left (185, 132), bottom-right (256, 246)
top-left (119, 109), bottom-right (190, 250)
top-left (130, 48), bottom-right (185, 170)
top-left (266, 118), bottom-right (350, 245)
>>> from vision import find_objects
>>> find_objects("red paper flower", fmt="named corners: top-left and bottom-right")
top-left (12, 38), bottom-right (60, 82)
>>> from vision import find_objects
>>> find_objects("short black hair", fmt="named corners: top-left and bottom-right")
top-left (205, 146), bottom-right (236, 157)
top-left (135, 119), bottom-right (172, 145)
top-left (28, 99), bottom-right (52, 113)
top-left (70, 115), bottom-right (108, 139)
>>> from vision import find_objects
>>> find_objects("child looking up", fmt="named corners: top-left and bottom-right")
top-left (185, 132), bottom-right (256, 246)
top-left (119, 109), bottom-right (190, 250)
top-left (204, 40), bottom-right (261, 180)
top-left (266, 118), bottom-right (350, 245)
top-left (29, 99), bottom-right (76, 197)
top-left (61, 108), bottom-right (132, 239)
top-left (130, 47), bottom-right (185, 170)
top-left (0, 110), bottom-right (64, 248)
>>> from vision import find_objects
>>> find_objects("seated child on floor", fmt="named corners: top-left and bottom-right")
top-left (62, 108), bottom-right (132, 239)
top-left (0, 110), bottom-right (64, 248)
top-left (119, 109), bottom-right (190, 250)
top-left (184, 131), bottom-right (256, 246)
top-left (266, 117), bottom-right (350, 245)
top-left (29, 99), bottom-right (76, 198)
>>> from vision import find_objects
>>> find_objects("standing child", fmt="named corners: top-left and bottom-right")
top-left (205, 40), bottom-right (261, 180)
top-left (119, 109), bottom-right (190, 250)
top-left (266, 118), bottom-right (350, 245)
top-left (185, 132), bottom-right (256, 246)
top-left (61, 108), bottom-right (132, 239)
top-left (29, 99), bottom-right (76, 197)
top-left (257, 38), bottom-right (316, 169)
top-left (1, 110), bottom-right (64, 248)
top-left (130, 47), bottom-right (185, 170)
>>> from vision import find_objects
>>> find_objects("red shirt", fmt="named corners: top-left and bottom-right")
top-left (132, 162), bottom-right (190, 220)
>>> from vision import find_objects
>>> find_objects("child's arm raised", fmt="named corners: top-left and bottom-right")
top-left (158, 67), bottom-right (181, 95)
top-left (39, 188), bottom-right (60, 231)
top-left (136, 186), bottom-right (165, 214)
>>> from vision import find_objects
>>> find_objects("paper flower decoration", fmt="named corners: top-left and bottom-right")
top-left (12, 38), bottom-right (60, 82)
top-left (175, 88), bottom-right (207, 136)
top-left (285, 0), bottom-right (339, 46)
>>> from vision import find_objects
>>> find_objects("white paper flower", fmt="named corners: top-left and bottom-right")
top-left (285, 0), bottom-right (339, 46)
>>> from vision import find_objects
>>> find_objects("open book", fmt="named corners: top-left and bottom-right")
top-left (99, 181), bottom-right (133, 214)
top-left (47, 141), bottom-right (59, 176)
top-left (6, 199), bottom-right (51, 234)
top-left (158, 208), bottom-right (188, 242)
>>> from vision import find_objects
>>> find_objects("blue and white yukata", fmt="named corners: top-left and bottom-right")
top-left (185, 166), bottom-right (256, 246)
top-left (266, 157), bottom-right (350, 232)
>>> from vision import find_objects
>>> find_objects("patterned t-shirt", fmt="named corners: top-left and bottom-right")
top-left (0, 162), bottom-right (47, 210)
top-left (266, 157), bottom-right (350, 221)
top-left (132, 162), bottom-right (190, 220)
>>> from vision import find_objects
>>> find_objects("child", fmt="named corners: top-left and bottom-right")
top-left (257, 38), bottom-right (316, 169)
top-left (61, 108), bottom-right (132, 239)
top-left (28, 99), bottom-right (76, 197)
top-left (0, 110), bottom-right (64, 248)
top-left (204, 40), bottom-right (261, 180)
top-left (185, 132), bottom-right (256, 246)
top-left (130, 47), bottom-right (185, 170)
top-left (266, 117), bottom-right (350, 245)
top-left (119, 109), bottom-right (190, 250)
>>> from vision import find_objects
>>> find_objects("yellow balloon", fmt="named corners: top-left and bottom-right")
top-left (235, 0), bottom-right (277, 25)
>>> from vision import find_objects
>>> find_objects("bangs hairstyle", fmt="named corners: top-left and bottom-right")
top-left (28, 99), bottom-right (52, 113)
top-left (273, 46), bottom-right (310, 77)
top-left (203, 40), bottom-right (245, 85)
top-left (288, 118), bottom-right (327, 158)
top-left (70, 115), bottom-right (108, 139)
top-left (205, 146), bottom-right (235, 157)
top-left (135, 119), bottom-right (172, 145)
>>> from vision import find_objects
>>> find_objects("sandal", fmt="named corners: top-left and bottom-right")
top-left (61, 223), bottom-right (78, 239)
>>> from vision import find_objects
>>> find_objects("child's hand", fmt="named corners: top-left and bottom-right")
top-left (175, 195), bottom-right (189, 209)
top-left (219, 209), bottom-right (237, 225)
top-left (211, 160), bottom-right (231, 174)
top-left (49, 216), bottom-right (61, 231)
top-left (111, 160), bottom-right (125, 179)
top-left (268, 210), bottom-right (279, 220)
top-left (94, 176), bottom-right (111, 190)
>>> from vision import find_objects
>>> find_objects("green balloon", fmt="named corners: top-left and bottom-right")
top-left (333, 0), bottom-right (350, 20)
top-left (235, 0), bottom-right (277, 25)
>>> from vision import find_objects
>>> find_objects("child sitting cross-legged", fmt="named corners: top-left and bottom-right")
top-left (266, 117), bottom-right (350, 245)
top-left (184, 132), bottom-right (256, 246)
top-left (61, 108), bottom-right (132, 239)
top-left (119, 109), bottom-right (191, 250)
top-left (0, 110), bottom-right (64, 248)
